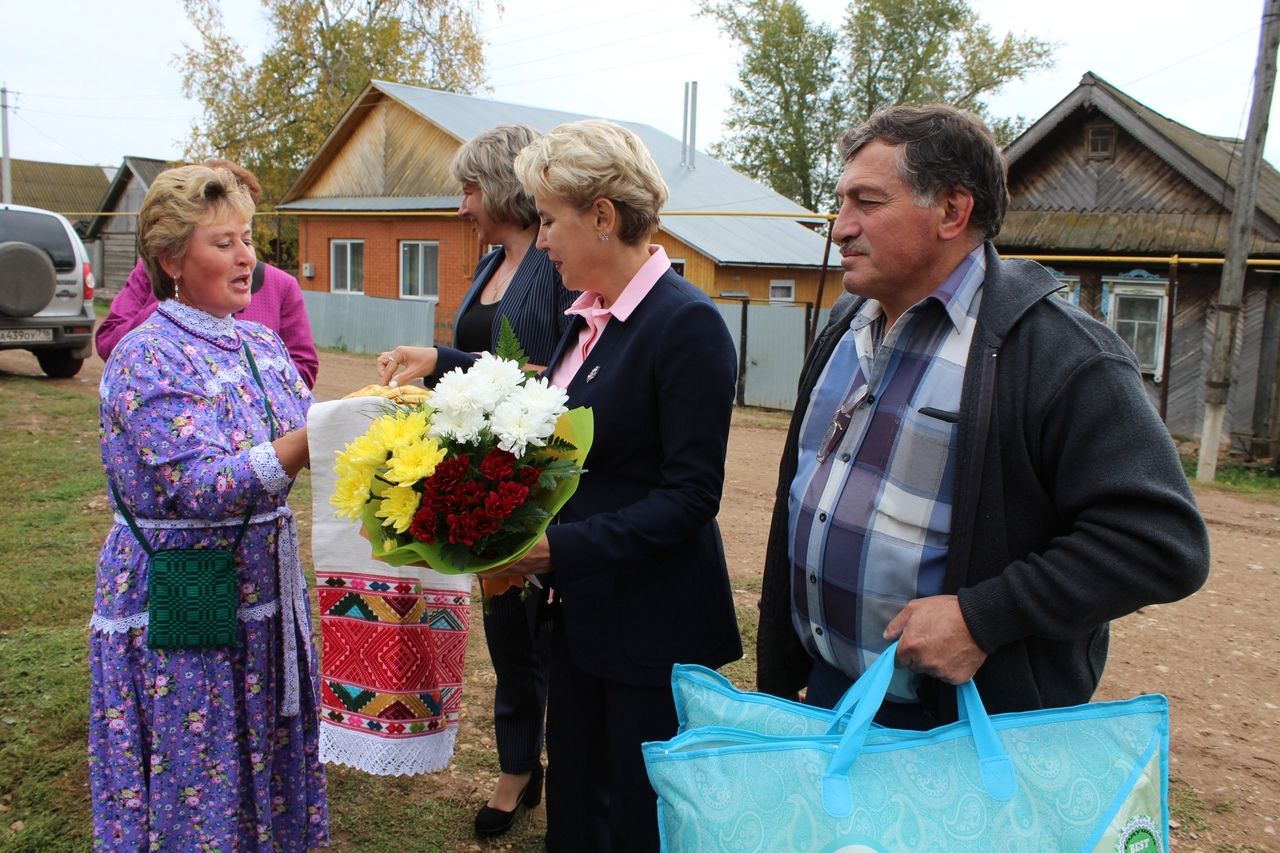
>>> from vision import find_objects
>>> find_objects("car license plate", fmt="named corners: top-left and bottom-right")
top-left (0, 328), bottom-right (54, 344)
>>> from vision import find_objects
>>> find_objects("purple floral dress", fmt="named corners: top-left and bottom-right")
top-left (89, 301), bottom-right (328, 851)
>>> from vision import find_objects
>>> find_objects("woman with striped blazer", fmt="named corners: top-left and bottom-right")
top-left (377, 124), bottom-right (573, 839)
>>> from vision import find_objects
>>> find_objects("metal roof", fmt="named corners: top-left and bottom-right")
top-left (0, 158), bottom-right (111, 232)
top-left (289, 81), bottom-right (839, 267)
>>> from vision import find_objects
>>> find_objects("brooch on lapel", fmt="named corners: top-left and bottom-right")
top-left (585, 366), bottom-right (600, 383)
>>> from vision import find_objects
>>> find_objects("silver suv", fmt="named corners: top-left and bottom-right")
top-left (0, 204), bottom-right (96, 378)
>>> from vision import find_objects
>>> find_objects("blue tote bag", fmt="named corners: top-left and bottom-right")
top-left (644, 642), bottom-right (1169, 852)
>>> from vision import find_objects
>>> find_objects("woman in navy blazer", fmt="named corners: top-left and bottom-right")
top-left (496, 120), bottom-right (742, 852)
top-left (378, 125), bottom-right (573, 840)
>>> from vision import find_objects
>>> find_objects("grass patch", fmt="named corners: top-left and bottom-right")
top-left (1169, 774), bottom-right (1211, 833)
top-left (0, 378), bottom-right (101, 852)
top-left (1181, 453), bottom-right (1280, 496)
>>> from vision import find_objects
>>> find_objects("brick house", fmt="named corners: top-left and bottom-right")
top-left (278, 81), bottom-right (840, 354)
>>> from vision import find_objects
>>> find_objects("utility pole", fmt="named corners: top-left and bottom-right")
top-left (2, 85), bottom-right (11, 205)
top-left (1197, 0), bottom-right (1280, 482)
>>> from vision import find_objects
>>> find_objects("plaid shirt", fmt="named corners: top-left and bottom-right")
top-left (788, 247), bottom-right (986, 702)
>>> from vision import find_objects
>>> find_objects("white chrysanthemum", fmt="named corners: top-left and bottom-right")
top-left (488, 399), bottom-right (547, 458)
top-left (463, 353), bottom-right (527, 412)
top-left (512, 376), bottom-right (570, 424)
top-left (427, 403), bottom-right (488, 444)
top-left (429, 367), bottom-right (488, 423)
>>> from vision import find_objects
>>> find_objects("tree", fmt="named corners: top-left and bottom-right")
top-left (705, 0), bottom-right (1055, 209)
top-left (700, 0), bottom-right (846, 212)
top-left (177, 0), bottom-right (488, 225)
top-left (841, 0), bottom-right (1055, 143)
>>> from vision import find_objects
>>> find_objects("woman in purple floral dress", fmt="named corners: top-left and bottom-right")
top-left (89, 164), bottom-right (327, 851)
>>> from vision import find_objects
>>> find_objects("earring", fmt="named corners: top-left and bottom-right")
top-left (173, 275), bottom-right (181, 301)
top-left (598, 233), bottom-right (609, 242)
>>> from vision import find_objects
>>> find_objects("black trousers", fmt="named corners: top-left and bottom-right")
top-left (483, 583), bottom-right (551, 774)
top-left (544, 626), bottom-right (676, 853)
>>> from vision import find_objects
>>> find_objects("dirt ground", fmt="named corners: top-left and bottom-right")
top-left (5, 345), bottom-right (1277, 851)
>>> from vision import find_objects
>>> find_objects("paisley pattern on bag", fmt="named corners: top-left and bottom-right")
top-left (647, 691), bottom-right (1168, 852)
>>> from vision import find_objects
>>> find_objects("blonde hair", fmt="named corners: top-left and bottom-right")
top-left (137, 165), bottom-right (255, 300)
top-left (514, 119), bottom-right (668, 245)
top-left (450, 124), bottom-right (541, 228)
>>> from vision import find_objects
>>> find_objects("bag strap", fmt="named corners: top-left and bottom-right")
top-left (109, 479), bottom-right (256, 555)
top-left (109, 480), bottom-right (155, 558)
top-left (242, 341), bottom-right (278, 440)
top-left (819, 641), bottom-right (1017, 818)
top-left (107, 341), bottom-right (276, 556)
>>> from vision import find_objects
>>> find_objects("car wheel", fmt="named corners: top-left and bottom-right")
top-left (35, 348), bottom-right (84, 378)
top-left (0, 241), bottom-right (58, 317)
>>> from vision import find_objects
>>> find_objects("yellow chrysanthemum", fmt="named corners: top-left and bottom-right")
top-left (339, 431), bottom-right (390, 468)
top-left (375, 485), bottom-right (421, 534)
top-left (374, 409), bottom-right (431, 449)
top-left (385, 438), bottom-right (448, 485)
top-left (329, 475), bottom-right (371, 519)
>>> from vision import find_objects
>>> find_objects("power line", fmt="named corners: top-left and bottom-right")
top-left (13, 104), bottom-right (189, 121)
top-left (11, 112), bottom-right (103, 166)
top-left (1121, 26), bottom-right (1258, 88)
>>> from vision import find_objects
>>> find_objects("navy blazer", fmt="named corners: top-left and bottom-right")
top-left (434, 242), bottom-right (573, 379)
top-left (543, 268), bottom-right (743, 687)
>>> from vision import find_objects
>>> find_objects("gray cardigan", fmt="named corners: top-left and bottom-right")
top-left (757, 242), bottom-right (1210, 720)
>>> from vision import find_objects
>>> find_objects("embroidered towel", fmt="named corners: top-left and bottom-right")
top-left (308, 398), bottom-right (472, 776)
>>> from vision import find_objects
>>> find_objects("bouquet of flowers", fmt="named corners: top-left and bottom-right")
top-left (330, 325), bottom-right (592, 575)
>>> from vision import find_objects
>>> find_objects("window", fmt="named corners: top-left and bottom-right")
top-left (1044, 266), bottom-right (1080, 305)
top-left (331, 240), bottom-right (364, 293)
top-left (669, 258), bottom-right (686, 276)
top-left (1103, 274), bottom-right (1169, 376)
top-left (769, 279), bottom-right (796, 302)
top-left (400, 241), bottom-right (439, 300)
top-left (1086, 123), bottom-right (1116, 160)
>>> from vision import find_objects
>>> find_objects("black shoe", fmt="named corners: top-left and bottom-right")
top-left (474, 764), bottom-right (544, 838)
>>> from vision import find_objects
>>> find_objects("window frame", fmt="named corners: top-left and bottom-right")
top-left (399, 239), bottom-right (440, 301)
top-left (768, 278), bottom-right (796, 303)
top-left (1102, 275), bottom-right (1169, 378)
top-left (330, 239), bottom-right (365, 294)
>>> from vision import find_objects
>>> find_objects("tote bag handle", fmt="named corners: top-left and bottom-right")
top-left (820, 641), bottom-right (1018, 818)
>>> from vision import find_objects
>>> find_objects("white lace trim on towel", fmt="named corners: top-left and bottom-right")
top-left (250, 442), bottom-right (290, 493)
top-left (320, 721), bottom-right (458, 776)
top-left (90, 598), bottom-right (280, 634)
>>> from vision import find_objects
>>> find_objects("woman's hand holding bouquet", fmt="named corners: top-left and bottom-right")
top-left (331, 324), bottom-right (591, 583)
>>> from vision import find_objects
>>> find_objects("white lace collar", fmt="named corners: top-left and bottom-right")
top-left (158, 299), bottom-right (241, 350)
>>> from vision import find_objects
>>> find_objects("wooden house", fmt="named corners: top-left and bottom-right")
top-left (278, 81), bottom-right (840, 353)
top-left (84, 156), bottom-right (171, 298)
top-left (1000, 72), bottom-right (1280, 450)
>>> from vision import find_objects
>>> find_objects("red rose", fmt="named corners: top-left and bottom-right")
top-left (517, 466), bottom-right (542, 487)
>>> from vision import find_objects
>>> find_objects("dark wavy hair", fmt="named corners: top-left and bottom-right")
top-left (839, 105), bottom-right (1008, 240)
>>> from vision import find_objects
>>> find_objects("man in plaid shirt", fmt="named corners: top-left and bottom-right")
top-left (756, 105), bottom-right (1209, 726)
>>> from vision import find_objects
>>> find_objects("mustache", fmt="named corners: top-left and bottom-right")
top-left (838, 239), bottom-right (866, 256)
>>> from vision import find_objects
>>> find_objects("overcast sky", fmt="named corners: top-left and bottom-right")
top-left (2, 0), bottom-right (1276, 197)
